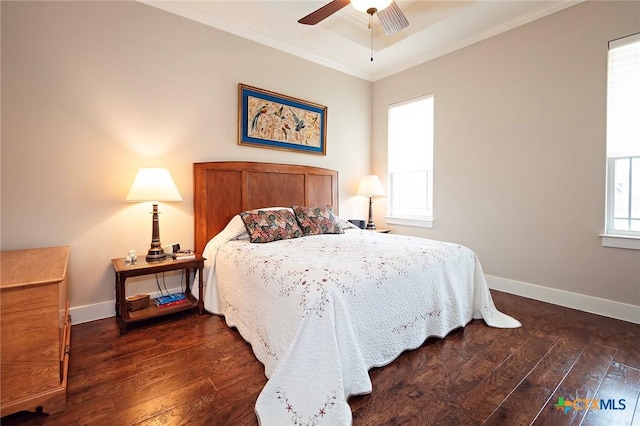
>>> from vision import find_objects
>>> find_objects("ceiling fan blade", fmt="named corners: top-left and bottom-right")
top-left (298, 0), bottom-right (351, 25)
top-left (377, 1), bottom-right (409, 36)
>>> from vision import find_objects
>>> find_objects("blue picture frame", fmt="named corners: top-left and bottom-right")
top-left (238, 84), bottom-right (327, 155)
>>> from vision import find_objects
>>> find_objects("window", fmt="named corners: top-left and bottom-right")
top-left (604, 33), bottom-right (640, 247)
top-left (387, 94), bottom-right (434, 227)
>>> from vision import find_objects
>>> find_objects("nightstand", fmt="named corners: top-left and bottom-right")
top-left (111, 255), bottom-right (205, 334)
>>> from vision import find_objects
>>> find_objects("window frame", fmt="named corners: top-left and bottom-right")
top-left (386, 94), bottom-right (435, 229)
top-left (601, 32), bottom-right (640, 250)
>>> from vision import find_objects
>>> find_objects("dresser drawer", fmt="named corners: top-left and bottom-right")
top-left (1, 284), bottom-right (59, 363)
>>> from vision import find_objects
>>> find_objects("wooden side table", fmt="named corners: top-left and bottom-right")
top-left (111, 255), bottom-right (205, 334)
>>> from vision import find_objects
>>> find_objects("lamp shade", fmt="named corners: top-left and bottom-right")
top-left (357, 175), bottom-right (385, 197)
top-left (126, 168), bottom-right (182, 202)
top-left (351, 0), bottom-right (393, 13)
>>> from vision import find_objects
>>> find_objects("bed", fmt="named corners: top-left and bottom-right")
top-left (193, 161), bottom-right (520, 426)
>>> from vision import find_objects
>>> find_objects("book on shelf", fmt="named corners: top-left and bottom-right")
top-left (154, 293), bottom-right (187, 308)
top-left (155, 298), bottom-right (189, 308)
top-left (156, 293), bottom-right (185, 303)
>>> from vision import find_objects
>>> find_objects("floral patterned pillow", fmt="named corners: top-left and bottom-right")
top-left (239, 209), bottom-right (303, 243)
top-left (293, 205), bottom-right (344, 235)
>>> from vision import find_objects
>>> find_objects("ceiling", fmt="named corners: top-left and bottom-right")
top-left (142, 0), bottom-right (582, 82)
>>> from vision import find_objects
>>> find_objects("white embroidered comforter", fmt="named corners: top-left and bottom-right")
top-left (199, 215), bottom-right (520, 426)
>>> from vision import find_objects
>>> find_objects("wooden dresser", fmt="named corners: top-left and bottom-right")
top-left (0, 246), bottom-right (71, 416)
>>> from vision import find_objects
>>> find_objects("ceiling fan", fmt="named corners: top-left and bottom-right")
top-left (298, 0), bottom-right (409, 36)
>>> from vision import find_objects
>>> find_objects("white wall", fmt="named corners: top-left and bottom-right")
top-left (1, 1), bottom-right (372, 318)
top-left (372, 1), bottom-right (640, 314)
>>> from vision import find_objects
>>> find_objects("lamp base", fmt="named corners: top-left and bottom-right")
top-left (146, 203), bottom-right (166, 262)
top-left (146, 247), bottom-right (166, 263)
top-left (366, 196), bottom-right (376, 230)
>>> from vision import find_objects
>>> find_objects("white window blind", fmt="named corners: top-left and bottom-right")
top-left (387, 94), bottom-right (434, 226)
top-left (606, 33), bottom-right (640, 238)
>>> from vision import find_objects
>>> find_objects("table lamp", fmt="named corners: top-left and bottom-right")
top-left (357, 174), bottom-right (385, 230)
top-left (126, 168), bottom-right (182, 262)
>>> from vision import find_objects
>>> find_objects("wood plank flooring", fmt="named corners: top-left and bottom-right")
top-left (2, 290), bottom-right (639, 425)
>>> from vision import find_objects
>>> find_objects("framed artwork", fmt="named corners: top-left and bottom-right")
top-left (238, 84), bottom-right (327, 155)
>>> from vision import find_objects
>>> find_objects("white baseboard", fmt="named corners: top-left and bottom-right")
top-left (70, 300), bottom-right (115, 325)
top-left (69, 287), bottom-right (185, 325)
top-left (486, 275), bottom-right (640, 325)
top-left (69, 280), bottom-right (640, 326)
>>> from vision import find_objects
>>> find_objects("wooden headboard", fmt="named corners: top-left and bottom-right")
top-left (193, 161), bottom-right (339, 255)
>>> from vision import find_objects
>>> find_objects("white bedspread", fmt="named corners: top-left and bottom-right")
top-left (198, 215), bottom-right (520, 426)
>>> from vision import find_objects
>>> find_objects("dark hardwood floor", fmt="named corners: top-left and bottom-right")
top-left (3, 291), bottom-right (639, 426)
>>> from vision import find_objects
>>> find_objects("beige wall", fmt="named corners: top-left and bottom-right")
top-left (373, 1), bottom-right (640, 307)
top-left (2, 1), bottom-right (638, 319)
top-left (1, 1), bottom-right (372, 310)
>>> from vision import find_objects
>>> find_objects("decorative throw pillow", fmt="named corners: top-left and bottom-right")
top-left (293, 205), bottom-right (344, 235)
top-left (239, 209), bottom-right (303, 243)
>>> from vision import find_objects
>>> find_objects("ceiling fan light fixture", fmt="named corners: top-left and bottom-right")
top-left (351, 0), bottom-right (392, 14)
